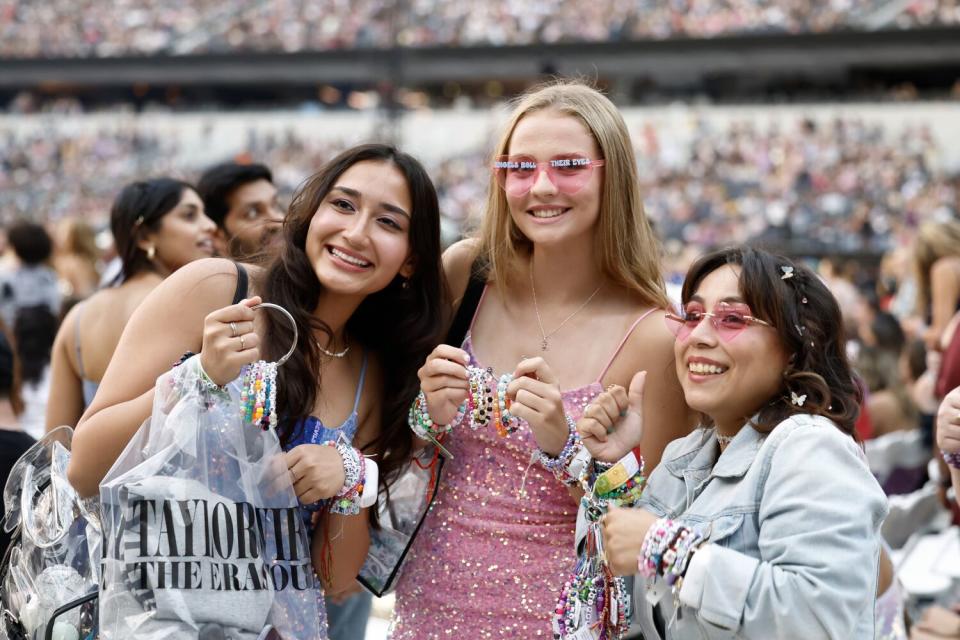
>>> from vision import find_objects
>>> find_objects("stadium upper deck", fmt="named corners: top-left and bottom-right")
top-left (1, 0), bottom-right (958, 59)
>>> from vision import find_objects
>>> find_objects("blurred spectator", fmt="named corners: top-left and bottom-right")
top-left (13, 305), bottom-right (58, 439)
top-left (197, 162), bottom-right (284, 261)
top-left (0, 319), bottom-right (34, 558)
top-left (912, 220), bottom-right (960, 352)
top-left (53, 218), bottom-right (102, 302)
top-left (0, 221), bottom-right (61, 329)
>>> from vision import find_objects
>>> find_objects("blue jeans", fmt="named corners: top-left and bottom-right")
top-left (325, 590), bottom-right (373, 640)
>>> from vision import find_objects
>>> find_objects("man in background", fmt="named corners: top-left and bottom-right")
top-left (197, 162), bottom-right (284, 261)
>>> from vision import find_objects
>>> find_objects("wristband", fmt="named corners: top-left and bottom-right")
top-left (360, 458), bottom-right (378, 509)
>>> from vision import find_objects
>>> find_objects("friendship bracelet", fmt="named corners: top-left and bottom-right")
top-left (638, 517), bottom-right (705, 589)
top-left (194, 356), bottom-right (230, 394)
top-left (942, 449), bottom-right (960, 469)
top-left (407, 391), bottom-right (464, 441)
top-left (535, 415), bottom-right (584, 486)
top-left (326, 441), bottom-right (365, 515)
top-left (553, 448), bottom-right (639, 639)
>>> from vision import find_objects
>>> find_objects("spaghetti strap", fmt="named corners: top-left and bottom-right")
top-left (74, 303), bottom-right (86, 379)
top-left (467, 284), bottom-right (491, 333)
top-left (351, 351), bottom-right (369, 414)
top-left (596, 308), bottom-right (659, 382)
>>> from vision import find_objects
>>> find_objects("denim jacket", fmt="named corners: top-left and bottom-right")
top-left (629, 414), bottom-right (888, 640)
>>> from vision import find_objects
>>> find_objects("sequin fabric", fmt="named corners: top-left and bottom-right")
top-left (875, 579), bottom-right (908, 640)
top-left (390, 333), bottom-right (603, 639)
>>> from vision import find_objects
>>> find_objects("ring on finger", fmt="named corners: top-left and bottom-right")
top-left (230, 321), bottom-right (238, 338)
top-left (239, 334), bottom-right (246, 350)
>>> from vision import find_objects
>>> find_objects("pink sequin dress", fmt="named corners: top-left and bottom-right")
top-left (391, 292), bottom-right (654, 639)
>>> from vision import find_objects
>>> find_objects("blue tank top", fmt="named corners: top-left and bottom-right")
top-left (74, 303), bottom-right (99, 407)
top-left (283, 352), bottom-right (369, 528)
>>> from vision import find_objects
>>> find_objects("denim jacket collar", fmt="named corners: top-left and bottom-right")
top-left (664, 423), bottom-right (764, 485)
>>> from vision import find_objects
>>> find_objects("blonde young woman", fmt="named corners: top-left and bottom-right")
top-left (390, 82), bottom-right (694, 638)
top-left (913, 220), bottom-right (960, 353)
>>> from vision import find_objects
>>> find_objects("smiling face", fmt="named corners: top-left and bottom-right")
top-left (143, 188), bottom-right (216, 272)
top-left (305, 160), bottom-right (414, 300)
top-left (675, 264), bottom-right (791, 433)
top-left (503, 109), bottom-right (603, 247)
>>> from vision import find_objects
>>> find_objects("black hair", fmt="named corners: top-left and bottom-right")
top-left (0, 318), bottom-right (23, 413)
top-left (682, 247), bottom-right (860, 439)
top-left (13, 305), bottom-right (59, 385)
top-left (110, 178), bottom-right (195, 284)
top-left (7, 222), bottom-right (53, 265)
top-left (196, 162), bottom-right (273, 228)
top-left (0, 324), bottom-right (14, 395)
top-left (257, 144), bottom-right (449, 490)
top-left (871, 312), bottom-right (906, 356)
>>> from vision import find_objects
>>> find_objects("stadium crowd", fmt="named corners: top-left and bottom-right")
top-left (1, 0), bottom-right (959, 58)
top-left (2, 114), bottom-right (957, 255)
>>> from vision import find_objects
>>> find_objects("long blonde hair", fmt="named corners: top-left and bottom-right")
top-left (913, 220), bottom-right (960, 313)
top-left (477, 80), bottom-right (669, 309)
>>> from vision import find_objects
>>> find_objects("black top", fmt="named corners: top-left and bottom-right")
top-left (0, 429), bottom-right (36, 557)
top-left (445, 257), bottom-right (488, 347)
top-left (232, 262), bottom-right (248, 304)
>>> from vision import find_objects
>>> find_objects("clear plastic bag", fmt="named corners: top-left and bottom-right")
top-left (0, 427), bottom-right (101, 640)
top-left (98, 356), bottom-right (323, 640)
top-left (358, 446), bottom-right (443, 597)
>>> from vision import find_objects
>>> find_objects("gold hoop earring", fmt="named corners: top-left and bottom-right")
top-left (146, 245), bottom-right (156, 261)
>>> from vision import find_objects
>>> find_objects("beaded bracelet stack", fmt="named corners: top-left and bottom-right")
top-left (592, 458), bottom-right (646, 508)
top-left (536, 416), bottom-right (586, 487)
top-left (638, 518), bottom-right (705, 590)
top-left (553, 560), bottom-right (629, 640)
top-left (325, 441), bottom-right (366, 516)
top-left (240, 360), bottom-right (278, 431)
top-left (942, 449), bottom-right (960, 469)
top-left (552, 450), bottom-right (645, 640)
top-left (407, 366), bottom-right (519, 442)
top-left (408, 391), bottom-right (464, 442)
top-left (466, 366), bottom-right (518, 436)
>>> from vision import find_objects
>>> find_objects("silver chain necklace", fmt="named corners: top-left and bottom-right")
top-left (530, 266), bottom-right (602, 351)
top-left (315, 337), bottom-right (350, 359)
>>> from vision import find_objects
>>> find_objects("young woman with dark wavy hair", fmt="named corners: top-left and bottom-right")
top-left (67, 144), bottom-right (448, 636)
top-left (46, 178), bottom-right (216, 433)
top-left (579, 247), bottom-right (889, 639)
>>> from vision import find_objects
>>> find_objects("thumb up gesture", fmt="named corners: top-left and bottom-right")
top-left (576, 371), bottom-right (646, 462)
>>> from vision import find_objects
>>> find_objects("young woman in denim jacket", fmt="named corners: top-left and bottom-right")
top-left (577, 247), bottom-right (889, 639)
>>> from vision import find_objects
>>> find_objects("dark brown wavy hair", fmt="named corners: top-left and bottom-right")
top-left (682, 247), bottom-right (860, 439)
top-left (256, 144), bottom-right (449, 489)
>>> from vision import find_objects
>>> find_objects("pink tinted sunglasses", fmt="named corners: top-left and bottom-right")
top-left (493, 154), bottom-right (605, 196)
top-left (665, 301), bottom-right (772, 342)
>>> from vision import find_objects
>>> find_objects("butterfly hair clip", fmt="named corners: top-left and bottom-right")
top-left (790, 391), bottom-right (807, 407)
top-left (780, 266), bottom-right (795, 280)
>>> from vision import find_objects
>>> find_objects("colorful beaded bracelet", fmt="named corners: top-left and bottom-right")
top-left (535, 415), bottom-right (584, 486)
top-left (942, 449), bottom-right (960, 469)
top-left (326, 441), bottom-right (365, 516)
